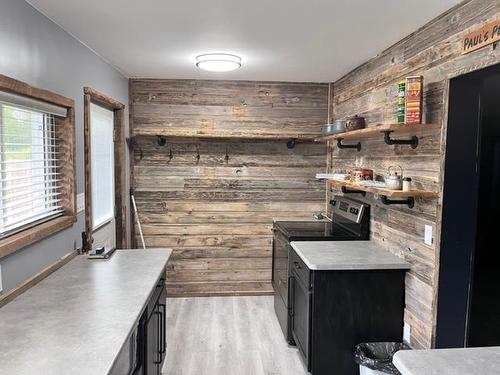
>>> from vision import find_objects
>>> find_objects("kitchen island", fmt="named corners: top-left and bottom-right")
top-left (0, 248), bottom-right (172, 375)
top-left (393, 346), bottom-right (500, 375)
top-left (289, 241), bottom-right (409, 375)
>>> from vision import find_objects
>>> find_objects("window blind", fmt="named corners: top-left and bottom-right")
top-left (0, 101), bottom-right (64, 238)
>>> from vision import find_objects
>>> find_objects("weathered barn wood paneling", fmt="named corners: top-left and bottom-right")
top-left (329, 0), bottom-right (500, 348)
top-left (130, 80), bottom-right (328, 296)
top-left (131, 79), bottom-right (328, 139)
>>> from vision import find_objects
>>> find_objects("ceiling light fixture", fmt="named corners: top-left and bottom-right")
top-left (196, 53), bottom-right (242, 72)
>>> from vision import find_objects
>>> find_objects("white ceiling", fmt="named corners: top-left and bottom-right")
top-left (27, 0), bottom-right (462, 82)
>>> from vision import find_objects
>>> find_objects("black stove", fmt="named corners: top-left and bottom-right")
top-left (274, 221), bottom-right (357, 241)
top-left (272, 195), bottom-right (370, 344)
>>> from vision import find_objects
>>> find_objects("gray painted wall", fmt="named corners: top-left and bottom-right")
top-left (0, 0), bottom-right (129, 293)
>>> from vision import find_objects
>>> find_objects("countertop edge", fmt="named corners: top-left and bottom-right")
top-left (392, 351), bottom-right (411, 375)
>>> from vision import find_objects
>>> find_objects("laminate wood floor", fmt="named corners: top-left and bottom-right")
top-left (162, 296), bottom-right (308, 375)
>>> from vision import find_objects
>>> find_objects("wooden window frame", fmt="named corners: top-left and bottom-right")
top-left (0, 74), bottom-right (77, 259)
top-left (83, 87), bottom-right (127, 252)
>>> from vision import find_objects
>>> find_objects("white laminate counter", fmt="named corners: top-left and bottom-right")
top-left (393, 346), bottom-right (500, 375)
top-left (290, 241), bottom-right (409, 270)
top-left (0, 248), bottom-right (172, 375)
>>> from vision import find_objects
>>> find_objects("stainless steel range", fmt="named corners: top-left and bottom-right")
top-left (271, 195), bottom-right (370, 343)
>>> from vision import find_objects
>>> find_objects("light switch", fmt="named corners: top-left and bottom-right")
top-left (424, 224), bottom-right (434, 246)
top-left (77, 193), bottom-right (85, 213)
top-left (403, 322), bottom-right (411, 343)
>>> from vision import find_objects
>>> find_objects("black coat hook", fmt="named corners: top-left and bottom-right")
top-left (287, 139), bottom-right (296, 149)
top-left (157, 135), bottom-right (166, 146)
top-left (225, 145), bottom-right (229, 164)
top-left (169, 147), bottom-right (173, 161)
top-left (196, 146), bottom-right (200, 163)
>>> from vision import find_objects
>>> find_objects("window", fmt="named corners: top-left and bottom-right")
top-left (83, 87), bottom-right (126, 253)
top-left (90, 103), bottom-right (115, 228)
top-left (0, 74), bottom-right (76, 259)
top-left (0, 103), bottom-right (64, 238)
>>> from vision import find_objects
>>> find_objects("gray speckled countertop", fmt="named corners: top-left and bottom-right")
top-left (0, 248), bottom-right (172, 375)
top-left (290, 241), bottom-right (409, 270)
top-left (393, 347), bottom-right (500, 375)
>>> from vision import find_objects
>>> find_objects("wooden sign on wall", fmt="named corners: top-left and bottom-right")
top-left (463, 19), bottom-right (500, 55)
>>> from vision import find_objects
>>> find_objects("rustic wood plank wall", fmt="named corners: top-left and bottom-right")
top-left (329, 0), bottom-right (500, 348)
top-left (130, 79), bottom-right (328, 296)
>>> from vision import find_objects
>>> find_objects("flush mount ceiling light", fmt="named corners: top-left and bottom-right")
top-left (196, 53), bottom-right (242, 72)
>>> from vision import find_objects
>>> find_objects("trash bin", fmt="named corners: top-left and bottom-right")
top-left (354, 342), bottom-right (410, 375)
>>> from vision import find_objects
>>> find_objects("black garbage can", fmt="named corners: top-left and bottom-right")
top-left (354, 342), bottom-right (410, 375)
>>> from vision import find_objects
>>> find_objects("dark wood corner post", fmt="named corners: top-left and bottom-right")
top-left (83, 87), bottom-right (127, 252)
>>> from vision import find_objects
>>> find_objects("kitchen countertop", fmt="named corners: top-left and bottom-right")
top-left (393, 346), bottom-right (500, 375)
top-left (290, 241), bottom-right (409, 270)
top-left (0, 248), bottom-right (172, 375)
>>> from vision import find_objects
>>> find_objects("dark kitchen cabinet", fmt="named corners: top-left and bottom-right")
top-left (110, 272), bottom-right (167, 375)
top-left (143, 276), bottom-right (167, 375)
top-left (290, 273), bottom-right (311, 369)
top-left (289, 249), bottom-right (406, 375)
top-left (146, 301), bottom-right (166, 375)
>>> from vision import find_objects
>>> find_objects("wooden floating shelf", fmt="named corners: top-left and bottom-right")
top-left (326, 179), bottom-right (438, 199)
top-left (315, 123), bottom-right (441, 142)
top-left (131, 132), bottom-right (318, 142)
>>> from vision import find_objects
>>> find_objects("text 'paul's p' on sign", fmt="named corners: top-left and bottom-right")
top-left (463, 19), bottom-right (500, 55)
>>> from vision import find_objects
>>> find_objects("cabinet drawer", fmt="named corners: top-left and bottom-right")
top-left (290, 249), bottom-right (310, 288)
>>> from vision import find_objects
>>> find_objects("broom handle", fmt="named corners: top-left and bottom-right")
top-left (131, 193), bottom-right (146, 250)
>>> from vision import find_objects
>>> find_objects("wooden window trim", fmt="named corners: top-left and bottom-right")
top-left (0, 74), bottom-right (76, 259)
top-left (83, 87), bottom-right (127, 252)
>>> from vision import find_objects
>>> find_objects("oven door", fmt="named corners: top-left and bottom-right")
top-left (290, 271), bottom-right (312, 370)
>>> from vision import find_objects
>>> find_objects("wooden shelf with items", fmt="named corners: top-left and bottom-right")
top-left (315, 123), bottom-right (441, 150)
top-left (326, 179), bottom-right (438, 208)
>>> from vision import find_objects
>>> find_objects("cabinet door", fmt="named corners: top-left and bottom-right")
top-left (158, 302), bottom-right (166, 367)
top-left (272, 231), bottom-right (289, 304)
top-left (291, 275), bottom-right (311, 370)
top-left (146, 307), bottom-right (160, 375)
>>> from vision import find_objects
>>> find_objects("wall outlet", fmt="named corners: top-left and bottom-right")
top-left (424, 224), bottom-right (434, 246)
top-left (403, 322), bottom-right (411, 343)
top-left (77, 193), bottom-right (85, 213)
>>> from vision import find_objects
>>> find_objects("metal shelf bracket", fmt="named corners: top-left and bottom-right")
top-left (341, 186), bottom-right (366, 196)
top-left (382, 131), bottom-right (418, 149)
top-left (337, 138), bottom-right (361, 151)
top-left (380, 195), bottom-right (415, 209)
